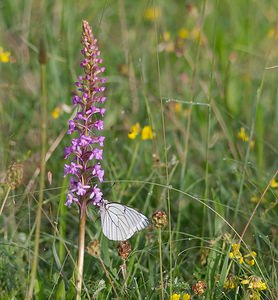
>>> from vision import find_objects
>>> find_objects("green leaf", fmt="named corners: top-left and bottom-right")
top-left (55, 279), bottom-right (66, 300)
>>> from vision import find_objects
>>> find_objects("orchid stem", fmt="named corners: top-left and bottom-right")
top-left (75, 201), bottom-right (87, 300)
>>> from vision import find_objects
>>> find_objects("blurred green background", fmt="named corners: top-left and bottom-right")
top-left (0, 0), bottom-right (277, 299)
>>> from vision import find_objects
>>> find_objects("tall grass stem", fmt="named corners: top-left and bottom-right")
top-left (158, 229), bottom-right (164, 300)
top-left (234, 73), bottom-right (266, 218)
top-left (27, 62), bottom-right (47, 299)
top-left (155, 21), bottom-right (173, 296)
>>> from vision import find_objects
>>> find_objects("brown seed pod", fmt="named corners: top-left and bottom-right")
top-left (192, 280), bottom-right (207, 296)
top-left (87, 240), bottom-right (100, 257)
top-left (118, 241), bottom-right (131, 260)
top-left (5, 162), bottom-right (23, 190)
top-left (152, 210), bottom-right (168, 229)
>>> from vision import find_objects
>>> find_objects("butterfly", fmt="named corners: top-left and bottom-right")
top-left (99, 200), bottom-right (149, 241)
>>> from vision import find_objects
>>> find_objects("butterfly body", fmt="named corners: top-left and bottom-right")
top-left (100, 200), bottom-right (149, 241)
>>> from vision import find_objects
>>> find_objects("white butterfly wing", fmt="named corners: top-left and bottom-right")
top-left (100, 201), bottom-right (149, 241)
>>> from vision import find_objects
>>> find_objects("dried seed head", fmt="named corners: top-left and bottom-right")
top-left (87, 240), bottom-right (100, 257)
top-left (118, 241), bottom-right (131, 260)
top-left (5, 162), bottom-right (23, 190)
top-left (192, 280), bottom-right (207, 296)
top-left (152, 210), bottom-right (168, 229)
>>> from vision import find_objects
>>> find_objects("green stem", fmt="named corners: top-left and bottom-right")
top-left (256, 100), bottom-right (264, 174)
top-left (119, 141), bottom-right (139, 201)
top-left (75, 201), bottom-right (87, 300)
top-left (234, 72), bottom-right (266, 219)
top-left (58, 177), bottom-right (68, 263)
top-left (158, 229), bottom-right (164, 300)
top-left (200, 106), bottom-right (211, 252)
top-left (27, 63), bottom-right (47, 299)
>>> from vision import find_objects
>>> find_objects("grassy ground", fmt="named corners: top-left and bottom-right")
top-left (0, 0), bottom-right (278, 299)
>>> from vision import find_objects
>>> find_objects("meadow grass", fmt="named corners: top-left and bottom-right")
top-left (0, 0), bottom-right (278, 299)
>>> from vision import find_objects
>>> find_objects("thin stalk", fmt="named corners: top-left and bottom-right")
top-left (27, 62), bottom-right (47, 299)
top-left (200, 106), bottom-right (211, 251)
top-left (200, 0), bottom-right (217, 253)
top-left (121, 260), bottom-right (127, 290)
top-left (238, 170), bottom-right (278, 246)
top-left (0, 186), bottom-right (11, 215)
top-left (119, 141), bottom-right (139, 201)
top-left (58, 177), bottom-right (68, 263)
top-left (126, 141), bottom-right (139, 179)
top-left (255, 100), bottom-right (264, 174)
top-left (155, 18), bottom-right (173, 296)
top-left (99, 257), bottom-right (119, 299)
top-left (158, 229), bottom-right (164, 300)
top-left (75, 200), bottom-right (87, 300)
top-left (180, 0), bottom-right (207, 183)
top-left (234, 72), bottom-right (266, 218)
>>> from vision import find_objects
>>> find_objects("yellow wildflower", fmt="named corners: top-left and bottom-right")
top-left (245, 258), bottom-right (255, 266)
top-left (241, 279), bottom-right (250, 285)
top-left (249, 140), bottom-right (255, 149)
top-left (170, 294), bottom-right (180, 300)
top-left (249, 290), bottom-right (262, 300)
top-left (229, 243), bottom-right (243, 264)
top-left (249, 277), bottom-right (267, 291)
top-left (141, 125), bottom-right (153, 140)
top-left (158, 31), bottom-right (174, 53)
top-left (178, 28), bottom-right (190, 39)
top-left (190, 28), bottom-right (205, 45)
top-left (182, 293), bottom-right (191, 300)
top-left (251, 196), bottom-right (259, 203)
top-left (251, 195), bottom-right (266, 204)
top-left (230, 244), bottom-right (257, 266)
top-left (237, 127), bottom-right (249, 142)
top-left (51, 106), bottom-right (61, 119)
top-left (247, 251), bottom-right (256, 258)
top-left (257, 282), bottom-right (267, 290)
top-left (163, 31), bottom-right (171, 42)
top-left (241, 276), bottom-right (267, 291)
top-left (270, 178), bottom-right (278, 188)
top-left (244, 251), bottom-right (256, 266)
top-left (175, 103), bottom-right (182, 113)
top-left (0, 47), bottom-right (11, 63)
top-left (144, 7), bottom-right (161, 21)
top-left (128, 123), bottom-right (141, 139)
top-left (159, 40), bottom-right (175, 53)
top-left (224, 274), bottom-right (237, 289)
top-left (230, 243), bottom-right (241, 256)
